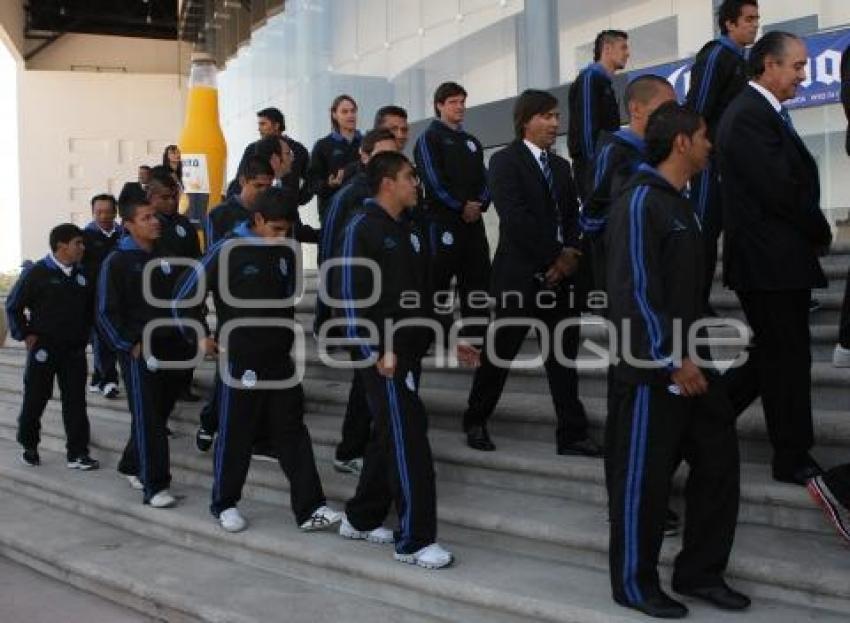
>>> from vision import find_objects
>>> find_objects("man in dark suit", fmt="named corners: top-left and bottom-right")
top-left (462, 89), bottom-right (601, 457)
top-left (717, 32), bottom-right (833, 486)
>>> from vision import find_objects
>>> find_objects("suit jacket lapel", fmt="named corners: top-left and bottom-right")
top-left (514, 140), bottom-right (557, 201)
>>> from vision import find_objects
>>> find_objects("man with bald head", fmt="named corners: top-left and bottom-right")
top-left (717, 32), bottom-right (833, 486)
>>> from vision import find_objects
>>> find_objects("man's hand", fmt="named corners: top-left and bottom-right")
top-left (544, 247), bottom-right (582, 286)
top-left (376, 352), bottom-right (397, 378)
top-left (24, 335), bottom-right (37, 351)
top-left (670, 358), bottom-right (709, 397)
top-left (328, 169), bottom-right (345, 188)
top-left (201, 336), bottom-right (219, 357)
top-left (462, 201), bottom-right (483, 223)
top-left (456, 341), bottom-right (481, 368)
top-left (131, 343), bottom-right (142, 360)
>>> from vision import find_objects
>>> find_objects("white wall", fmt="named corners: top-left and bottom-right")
top-left (17, 71), bottom-right (186, 262)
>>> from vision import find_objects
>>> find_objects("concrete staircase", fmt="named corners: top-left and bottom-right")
top-left (0, 243), bottom-right (847, 622)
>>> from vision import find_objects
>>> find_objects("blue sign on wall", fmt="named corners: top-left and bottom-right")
top-left (628, 28), bottom-right (850, 110)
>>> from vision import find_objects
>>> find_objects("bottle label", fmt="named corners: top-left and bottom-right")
top-left (181, 154), bottom-right (210, 194)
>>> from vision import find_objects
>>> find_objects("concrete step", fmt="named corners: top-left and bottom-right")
top-left (2, 394), bottom-right (850, 620)
top-left (0, 433), bottom-right (847, 622)
top-left (0, 460), bottom-right (443, 623)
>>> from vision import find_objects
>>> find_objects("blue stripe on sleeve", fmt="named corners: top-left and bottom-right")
top-left (415, 134), bottom-right (463, 211)
top-left (4, 267), bottom-right (32, 341)
top-left (96, 253), bottom-right (133, 352)
top-left (340, 213), bottom-right (373, 359)
top-left (695, 46), bottom-right (723, 114)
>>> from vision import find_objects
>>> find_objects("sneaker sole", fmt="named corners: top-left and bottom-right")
top-left (300, 516), bottom-right (342, 532)
top-left (339, 526), bottom-right (394, 545)
top-left (148, 499), bottom-right (176, 509)
top-left (807, 478), bottom-right (850, 544)
top-left (393, 552), bottom-right (453, 570)
top-left (20, 457), bottom-right (39, 467)
top-left (66, 463), bottom-right (99, 471)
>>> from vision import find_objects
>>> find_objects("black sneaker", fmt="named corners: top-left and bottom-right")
top-left (196, 427), bottom-right (214, 452)
top-left (21, 448), bottom-right (40, 467)
top-left (67, 455), bottom-right (100, 471)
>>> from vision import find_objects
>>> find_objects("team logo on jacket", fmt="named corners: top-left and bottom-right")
top-left (160, 260), bottom-right (172, 275)
top-left (279, 258), bottom-right (289, 277)
top-left (34, 349), bottom-right (48, 363)
top-left (405, 370), bottom-right (417, 392)
top-left (383, 236), bottom-right (398, 250)
top-left (175, 224), bottom-right (187, 238)
top-left (76, 274), bottom-right (87, 287)
top-left (466, 140), bottom-right (478, 153)
top-left (242, 264), bottom-right (260, 276)
top-left (441, 231), bottom-right (454, 246)
top-left (146, 356), bottom-right (159, 372)
top-left (410, 233), bottom-right (421, 254)
top-left (241, 369), bottom-right (258, 388)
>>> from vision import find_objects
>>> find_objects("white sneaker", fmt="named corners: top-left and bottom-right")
top-left (148, 490), bottom-right (176, 508)
top-left (333, 457), bottom-right (363, 475)
top-left (88, 383), bottom-right (101, 394)
top-left (834, 344), bottom-right (850, 368)
top-left (394, 543), bottom-right (453, 569)
top-left (339, 516), bottom-right (394, 544)
top-left (300, 505), bottom-right (343, 531)
top-left (126, 475), bottom-right (143, 490)
top-left (219, 507), bottom-right (247, 532)
top-left (102, 382), bottom-right (119, 399)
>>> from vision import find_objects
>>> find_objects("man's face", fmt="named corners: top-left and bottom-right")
top-left (57, 236), bottom-right (86, 264)
top-left (333, 100), bottom-right (358, 133)
top-left (138, 167), bottom-right (151, 185)
top-left (253, 215), bottom-right (292, 239)
top-left (386, 163), bottom-right (420, 208)
top-left (126, 204), bottom-right (162, 243)
top-left (632, 86), bottom-right (677, 129)
top-left (380, 114), bottom-right (410, 150)
top-left (258, 117), bottom-right (279, 138)
top-left (437, 95), bottom-right (466, 125)
top-left (239, 174), bottom-right (274, 208)
top-left (765, 38), bottom-right (808, 102)
top-left (148, 182), bottom-right (179, 215)
top-left (278, 139), bottom-right (294, 177)
top-left (524, 107), bottom-right (560, 150)
top-left (604, 38), bottom-right (630, 71)
top-left (685, 121), bottom-right (712, 173)
top-left (92, 199), bottom-right (117, 230)
top-left (727, 4), bottom-right (760, 47)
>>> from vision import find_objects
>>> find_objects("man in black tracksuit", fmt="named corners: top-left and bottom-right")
top-left (173, 188), bottom-right (340, 533)
top-left (98, 199), bottom-right (193, 507)
top-left (685, 0), bottom-right (759, 311)
top-left (227, 107), bottom-right (313, 207)
top-left (334, 152), bottom-right (451, 569)
top-left (312, 129), bottom-right (401, 474)
top-left (414, 81), bottom-right (491, 343)
top-left (568, 30), bottom-right (629, 200)
top-left (147, 168), bottom-right (203, 404)
top-left (205, 158), bottom-right (274, 246)
top-left (6, 224), bottom-right (98, 470)
top-left (581, 76), bottom-right (675, 291)
top-left (605, 103), bottom-right (746, 619)
top-left (82, 193), bottom-right (124, 398)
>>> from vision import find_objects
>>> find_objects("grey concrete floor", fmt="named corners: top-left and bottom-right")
top-left (0, 556), bottom-right (153, 623)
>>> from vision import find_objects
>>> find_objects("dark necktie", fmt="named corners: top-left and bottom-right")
top-left (780, 106), bottom-right (798, 135)
top-left (539, 151), bottom-right (563, 243)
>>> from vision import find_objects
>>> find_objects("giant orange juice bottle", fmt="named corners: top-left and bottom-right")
top-left (178, 52), bottom-right (227, 226)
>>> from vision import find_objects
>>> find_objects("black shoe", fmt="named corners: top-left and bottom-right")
top-left (615, 592), bottom-right (688, 619)
top-left (179, 388), bottom-right (201, 402)
top-left (674, 581), bottom-right (750, 611)
top-left (165, 426), bottom-right (175, 438)
top-left (809, 298), bottom-right (822, 313)
top-left (773, 456), bottom-right (823, 486)
top-left (196, 427), bottom-right (214, 452)
top-left (21, 448), bottom-right (40, 467)
top-left (664, 508), bottom-right (680, 537)
top-left (465, 425), bottom-right (495, 452)
top-left (557, 437), bottom-right (603, 458)
top-left (67, 455), bottom-right (100, 471)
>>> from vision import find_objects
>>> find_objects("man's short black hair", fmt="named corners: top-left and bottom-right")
top-left (624, 74), bottom-right (675, 109)
top-left (513, 89), bottom-right (559, 140)
top-left (366, 151), bottom-right (412, 195)
top-left (747, 31), bottom-right (799, 79)
top-left (119, 196), bottom-right (151, 222)
top-left (374, 105), bottom-right (408, 129)
top-left (645, 102), bottom-right (704, 166)
top-left (138, 165), bottom-right (151, 172)
top-left (718, 0), bottom-right (758, 35)
top-left (240, 157), bottom-right (275, 181)
top-left (49, 223), bottom-right (83, 251)
top-left (148, 165), bottom-right (179, 189)
top-left (252, 135), bottom-right (283, 163)
top-left (252, 187), bottom-right (300, 223)
top-left (90, 193), bottom-right (117, 211)
top-left (593, 30), bottom-right (628, 62)
top-left (257, 107), bottom-right (285, 131)
top-left (361, 128), bottom-right (398, 155)
top-left (433, 82), bottom-right (467, 118)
